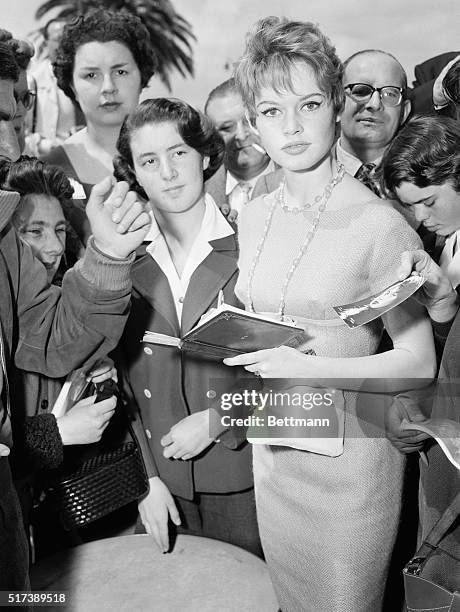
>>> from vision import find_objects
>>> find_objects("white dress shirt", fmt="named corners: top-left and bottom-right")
top-left (144, 194), bottom-right (234, 322)
top-left (226, 161), bottom-right (274, 214)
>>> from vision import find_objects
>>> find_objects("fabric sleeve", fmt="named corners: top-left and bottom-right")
top-left (14, 233), bottom-right (134, 378)
top-left (368, 205), bottom-right (422, 295)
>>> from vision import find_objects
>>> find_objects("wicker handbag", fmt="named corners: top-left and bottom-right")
top-left (403, 491), bottom-right (460, 612)
top-left (44, 383), bottom-right (148, 530)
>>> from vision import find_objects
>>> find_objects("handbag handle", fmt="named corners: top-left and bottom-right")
top-left (417, 491), bottom-right (460, 557)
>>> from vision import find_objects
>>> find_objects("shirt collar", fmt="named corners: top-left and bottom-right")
top-left (336, 137), bottom-right (383, 176)
top-left (145, 193), bottom-right (234, 250)
top-left (225, 160), bottom-right (275, 196)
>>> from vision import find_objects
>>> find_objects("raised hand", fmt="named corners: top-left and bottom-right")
top-left (87, 177), bottom-right (151, 259)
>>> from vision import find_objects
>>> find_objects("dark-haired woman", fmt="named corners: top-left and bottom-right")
top-left (114, 98), bottom-right (261, 556)
top-left (44, 9), bottom-right (156, 243)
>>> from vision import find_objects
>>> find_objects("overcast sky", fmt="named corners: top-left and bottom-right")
top-left (3, 0), bottom-right (458, 108)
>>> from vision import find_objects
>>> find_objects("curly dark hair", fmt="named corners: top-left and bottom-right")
top-left (382, 115), bottom-right (460, 197)
top-left (53, 8), bottom-right (156, 103)
top-left (0, 30), bottom-right (34, 71)
top-left (114, 98), bottom-right (225, 200)
top-left (0, 41), bottom-right (19, 83)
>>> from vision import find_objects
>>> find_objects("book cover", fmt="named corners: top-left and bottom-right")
top-left (143, 303), bottom-right (305, 360)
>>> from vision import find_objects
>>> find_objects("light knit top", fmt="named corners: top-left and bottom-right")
top-left (236, 190), bottom-right (421, 360)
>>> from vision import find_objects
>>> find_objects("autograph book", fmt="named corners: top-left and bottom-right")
top-left (142, 302), bottom-right (304, 360)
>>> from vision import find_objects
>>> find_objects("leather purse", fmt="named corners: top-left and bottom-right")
top-left (403, 491), bottom-right (460, 612)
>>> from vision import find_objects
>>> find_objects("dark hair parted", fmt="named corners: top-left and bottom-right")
top-left (234, 16), bottom-right (344, 120)
top-left (114, 98), bottom-right (225, 199)
top-left (0, 156), bottom-right (74, 212)
top-left (382, 115), bottom-right (460, 196)
top-left (0, 42), bottom-right (19, 83)
top-left (53, 8), bottom-right (156, 103)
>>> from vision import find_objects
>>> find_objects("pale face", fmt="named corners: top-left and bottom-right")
top-left (72, 41), bottom-right (142, 129)
top-left (14, 194), bottom-right (66, 283)
top-left (206, 91), bottom-right (268, 177)
top-left (341, 53), bottom-right (411, 154)
top-left (395, 181), bottom-right (460, 236)
top-left (254, 62), bottom-right (337, 172)
top-left (131, 121), bottom-right (208, 216)
top-left (0, 78), bottom-right (20, 162)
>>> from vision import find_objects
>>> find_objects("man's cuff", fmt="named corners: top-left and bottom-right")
top-left (76, 236), bottom-right (135, 290)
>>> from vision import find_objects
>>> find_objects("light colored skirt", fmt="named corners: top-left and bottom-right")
top-left (253, 437), bottom-right (405, 612)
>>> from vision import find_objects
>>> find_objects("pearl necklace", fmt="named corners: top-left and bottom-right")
top-left (278, 165), bottom-right (345, 213)
top-left (246, 164), bottom-right (345, 320)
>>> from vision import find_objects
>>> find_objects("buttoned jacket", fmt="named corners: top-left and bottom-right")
top-left (118, 234), bottom-right (254, 500)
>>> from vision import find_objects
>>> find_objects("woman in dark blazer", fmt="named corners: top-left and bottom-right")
top-left (114, 98), bottom-right (261, 556)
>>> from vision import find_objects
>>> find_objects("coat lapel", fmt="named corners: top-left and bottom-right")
top-left (131, 255), bottom-right (180, 336)
top-left (180, 234), bottom-right (238, 335)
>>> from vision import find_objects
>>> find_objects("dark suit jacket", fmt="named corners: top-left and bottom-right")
top-left (419, 310), bottom-right (460, 589)
top-left (119, 234), bottom-right (254, 500)
top-left (204, 165), bottom-right (228, 210)
top-left (252, 168), bottom-right (283, 199)
top-left (409, 52), bottom-right (460, 115)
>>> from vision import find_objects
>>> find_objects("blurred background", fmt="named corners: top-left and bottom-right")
top-left (3, 0), bottom-right (458, 108)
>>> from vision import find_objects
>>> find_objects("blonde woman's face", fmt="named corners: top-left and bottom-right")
top-left (254, 62), bottom-right (337, 172)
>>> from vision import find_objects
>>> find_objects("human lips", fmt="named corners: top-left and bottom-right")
top-left (163, 185), bottom-right (185, 194)
top-left (99, 101), bottom-right (122, 111)
top-left (356, 115), bottom-right (383, 125)
top-left (281, 141), bottom-right (311, 155)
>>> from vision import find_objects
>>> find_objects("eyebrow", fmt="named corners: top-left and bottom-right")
top-left (137, 143), bottom-right (185, 159)
top-left (24, 220), bottom-right (66, 227)
top-left (78, 62), bottom-right (130, 71)
top-left (256, 93), bottom-right (325, 106)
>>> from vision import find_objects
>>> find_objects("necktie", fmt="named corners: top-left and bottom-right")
top-left (355, 163), bottom-right (382, 197)
top-left (230, 181), bottom-right (252, 215)
top-left (239, 181), bottom-right (252, 205)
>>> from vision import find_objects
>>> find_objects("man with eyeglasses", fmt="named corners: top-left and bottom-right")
top-left (338, 49), bottom-right (412, 198)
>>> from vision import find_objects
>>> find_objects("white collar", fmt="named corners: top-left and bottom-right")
top-left (336, 137), bottom-right (382, 176)
top-left (144, 192), bottom-right (234, 247)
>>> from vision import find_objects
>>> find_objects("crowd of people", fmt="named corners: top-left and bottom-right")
top-left (0, 8), bottom-right (459, 612)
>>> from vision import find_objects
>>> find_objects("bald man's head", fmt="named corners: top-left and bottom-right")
top-left (340, 49), bottom-right (411, 162)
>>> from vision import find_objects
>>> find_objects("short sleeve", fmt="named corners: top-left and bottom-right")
top-left (367, 204), bottom-right (422, 294)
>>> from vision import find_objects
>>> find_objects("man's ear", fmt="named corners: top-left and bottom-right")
top-left (401, 98), bottom-right (412, 125)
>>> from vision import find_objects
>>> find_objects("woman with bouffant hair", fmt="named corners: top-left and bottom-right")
top-left (44, 8), bottom-right (156, 244)
top-left (222, 16), bottom-right (435, 611)
top-left (113, 98), bottom-right (261, 557)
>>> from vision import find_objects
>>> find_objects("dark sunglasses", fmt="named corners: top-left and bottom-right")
top-left (14, 90), bottom-right (36, 111)
top-left (344, 83), bottom-right (404, 107)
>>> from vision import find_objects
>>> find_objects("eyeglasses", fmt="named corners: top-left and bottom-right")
top-left (344, 83), bottom-right (404, 107)
top-left (14, 90), bottom-right (36, 111)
